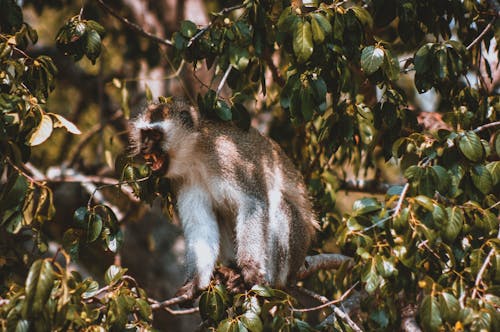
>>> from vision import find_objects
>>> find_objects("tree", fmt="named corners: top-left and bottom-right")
top-left (1, 0), bottom-right (499, 331)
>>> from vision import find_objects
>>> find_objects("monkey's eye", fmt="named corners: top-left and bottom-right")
top-left (141, 129), bottom-right (163, 142)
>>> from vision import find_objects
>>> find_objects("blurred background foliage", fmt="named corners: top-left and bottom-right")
top-left (0, 0), bottom-right (499, 331)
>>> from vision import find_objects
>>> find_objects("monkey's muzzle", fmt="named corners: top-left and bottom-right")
top-left (143, 153), bottom-right (168, 173)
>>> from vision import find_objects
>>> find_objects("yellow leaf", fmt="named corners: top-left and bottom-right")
top-left (52, 113), bottom-right (81, 135)
top-left (30, 114), bottom-right (53, 146)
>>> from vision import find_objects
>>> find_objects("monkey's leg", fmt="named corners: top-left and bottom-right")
top-left (177, 186), bottom-right (220, 295)
top-left (235, 200), bottom-right (267, 286)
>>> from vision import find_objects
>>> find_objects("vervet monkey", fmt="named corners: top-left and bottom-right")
top-left (129, 98), bottom-right (318, 298)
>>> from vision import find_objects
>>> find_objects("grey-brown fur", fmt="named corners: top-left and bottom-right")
top-left (130, 98), bottom-right (318, 297)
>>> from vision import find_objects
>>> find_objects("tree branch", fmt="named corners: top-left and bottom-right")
top-left (297, 253), bottom-right (353, 280)
top-left (296, 287), bottom-right (364, 332)
top-left (291, 282), bottom-right (358, 312)
top-left (471, 224), bottom-right (500, 299)
top-left (95, 0), bottom-right (173, 47)
top-left (473, 121), bottom-right (500, 133)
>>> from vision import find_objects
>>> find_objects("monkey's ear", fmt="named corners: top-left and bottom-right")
top-left (179, 105), bottom-right (200, 129)
top-left (179, 110), bottom-right (194, 128)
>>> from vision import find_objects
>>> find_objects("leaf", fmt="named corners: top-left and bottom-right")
top-left (87, 213), bottom-right (103, 243)
top-left (470, 165), bottom-right (493, 194)
top-left (251, 285), bottom-right (272, 297)
top-left (458, 131), bottom-right (484, 162)
top-left (438, 292), bottom-right (460, 323)
top-left (352, 197), bottom-right (381, 215)
top-left (23, 259), bottom-right (55, 317)
top-left (443, 207), bottom-right (463, 243)
top-left (414, 43), bottom-right (433, 74)
top-left (362, 258), bottom-right (380, 294)
top-left (361, 46), bottom-right (385, 75)
top-left (419, 295), bottom-right (443, 332)
top-left (85, 29), bottom-right (102, 64)
top-left (180, 20), bottom-right (198, 38)
top-left (51, 113), bottom-right (81, 134)
top-left (73, 207), bottom-right (89, 228)
top-left (241, 311), bottom-right (263, 332)
top-left (311, 13), bottom-right (332, 37)
top-left (414, 195), bottom-right (434, 211)
top-left (310, 15), bottom-right (325, 44)
top-left (29, 114), bottom-right (53, 146)
top-left (293, 20), bottom-right (314, 63)
top-left (105, 265), bottom-right (126, 285)
top-left (215, 100), bottom-right (232, 121)
top-left (486, 161), bottom-right (500, 185)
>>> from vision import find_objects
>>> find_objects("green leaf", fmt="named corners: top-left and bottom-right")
top-left (486, 161), bottom-right (500, 185)
top-left (86, 20), bottom-right (105, 36)
top-left (352, 197), bottom-right (381, 215)
top-left (361, 46), bottom-right (385, 75)
top-left (85, 29), bottom-right (102, 64)
top-left (311, 13), bottom-right (332, 36)
top-left (458, 131), bottom-right (484, 162)
top-left (293, 20), bottom-right (314, 63)
top-left (432, 165), bottom-right (450, 194)
top-left (73, 207), bottom-right (88, 228)
top-left (23, 259), bottom-right (55, 317)
top-left (414, 43), bottom-right (433, 74)
top-left (87, 213), bottom-right (103, 243)
top-left (180, 20), bottom-right (197, 38)
top-left (310, 15), bottom-right (325, 44)
top-left (362, 258), bottom-right (380, 293)
top-left (438, 292), bottom-right (460, 323)
top-left (470, 165), bottom-right (493, 194)
top-left (105, 265), bottom-right (126, 285)
top-left (82, 280), bottom-right (100, 299)
top-left (251, 285), bottom-right (272, 297)
top-left (375, 255), bottom-right (397, 278)
top-left (443, 207), bottom-right (463, 243)
top-left (414, 195), bottom-right (434, 211)
top-left (419, 295), bottom-right (443, 332)
top-left (136, 298), bottom-right (152, 321)
top-left (200, 291), bottom-right (225, 322)
top-left (215, 100), bottom-right (232, 121)
top-left (241, 311), bottom-right (263, 332)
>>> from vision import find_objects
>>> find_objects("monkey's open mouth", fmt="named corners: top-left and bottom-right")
top-left (143, 153), bottom-right (167, 172)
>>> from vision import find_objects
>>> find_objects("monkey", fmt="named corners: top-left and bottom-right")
top-left (129, 98), bottom-right (318, 299)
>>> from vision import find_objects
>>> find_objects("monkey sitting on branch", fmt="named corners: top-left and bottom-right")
top-left (129, 98), bottom-right (319, 300)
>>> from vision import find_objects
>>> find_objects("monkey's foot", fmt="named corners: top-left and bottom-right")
top-left (174, 280), bottom-right (200, 307)
top-left (214, 266), bottom-right (246, 294)
top-left (240, 262), bottom-right (266, 287)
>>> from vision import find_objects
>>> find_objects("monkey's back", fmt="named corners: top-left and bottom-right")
top-left (196, 120), bottom-right (317, 286)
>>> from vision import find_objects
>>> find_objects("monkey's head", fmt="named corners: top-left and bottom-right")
top-left (129, 98), bottom-right (200, 175)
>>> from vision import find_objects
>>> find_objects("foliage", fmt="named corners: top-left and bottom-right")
top-left (1, 0), bottom-right (500, 331)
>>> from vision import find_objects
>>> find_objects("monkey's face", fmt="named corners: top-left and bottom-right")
top-left (130, 100), bottom-right (199, 175)
top-left (139, 128), bottom-right (169, 173)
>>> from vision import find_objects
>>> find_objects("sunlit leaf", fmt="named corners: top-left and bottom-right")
top-left (293, 20), bottom-right (314, 63)
top-left (361, 46), bottom-right (385, 75)
top-left (29, 114), bottom-right (53, 146)
top-left (51, 113), bottom-right (81, 134)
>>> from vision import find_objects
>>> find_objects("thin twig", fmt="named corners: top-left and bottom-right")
top-left (186, 3), bottom-right (246, 48)
top-left (473, 121), bottom-right (500, 133)
top-left (291, 282), bottom-right (359, 312)
top-left (466, 17), bottom-right (497, 51)
top-left (216, 65), bottom-right (233, 97)
top-left (150, 293), bottom-right (193, 310)
top-left (296, 287), bottom-right (364, 332)
top-left (95, 0), bottom-right (173, 46)
top-left (471, 224), bottom-right (500, 299)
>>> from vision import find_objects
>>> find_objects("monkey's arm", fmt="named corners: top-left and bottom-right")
top-left (177, 186), bottom-right (220, 290)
